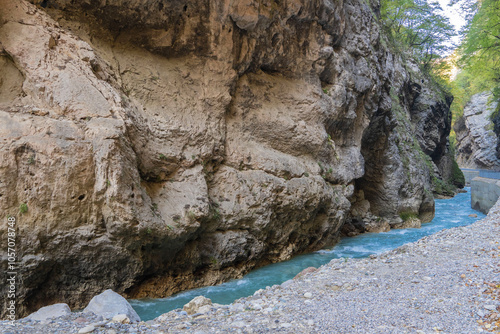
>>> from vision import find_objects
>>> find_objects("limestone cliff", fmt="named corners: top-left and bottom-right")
top-left (0, 0), bottom-right (459, 317)
top-left (455, 92), bottom-right (500, 170)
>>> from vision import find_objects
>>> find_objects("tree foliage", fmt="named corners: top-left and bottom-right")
top-left (381, 0), bottom-right (456, 69)
top-left (458, 0), bottom-right (500, 99)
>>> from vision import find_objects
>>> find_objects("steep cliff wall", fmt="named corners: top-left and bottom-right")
top-left (455, 92), bottom-right (500, 170)
top-left (0, 0), bottom-right (458, 317)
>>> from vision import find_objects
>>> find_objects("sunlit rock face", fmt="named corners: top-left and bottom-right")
top-left (455, 92), bottom-right (500, 170)
top-left (0, 0), bottom-right (456, 317)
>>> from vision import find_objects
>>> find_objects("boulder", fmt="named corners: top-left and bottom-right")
top-left (392, 217), bottom-right (422, 229)
top-left (455, 92), bottom-right (500, 169)
top-left (25, 303), bottom-right (71, 321)
top-left (83, 290), bottom-right (140, 322)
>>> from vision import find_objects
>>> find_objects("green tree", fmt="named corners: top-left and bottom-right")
top-left (458, 0), bottom-right (500, 98)
top-left (381, 0), bottom-right (456, 69)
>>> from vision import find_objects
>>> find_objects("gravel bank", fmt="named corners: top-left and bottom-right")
top-left (2, 200), bottom-right (499, 334)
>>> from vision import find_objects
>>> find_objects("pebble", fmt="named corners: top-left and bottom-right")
top-left (111, 314), bottom-right (130, 323)
top-left (484, 305), bottom-right (497, 311)
top-left (78, 325), bottom-right (95, 333)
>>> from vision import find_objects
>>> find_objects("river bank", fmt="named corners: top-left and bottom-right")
top-left (2, 198), bottom-right (499, 333)
top-left (130, 187), bottom-right (485, 320)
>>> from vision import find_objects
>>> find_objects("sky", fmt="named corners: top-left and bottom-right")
top-left (437, 0), bottom-right (467, 48)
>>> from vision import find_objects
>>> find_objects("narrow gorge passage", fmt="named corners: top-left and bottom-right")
top-left (130, 188), bottom-right (485, 321)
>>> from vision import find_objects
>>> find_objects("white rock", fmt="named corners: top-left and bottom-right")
top-left (26, 303), bottom-right (71, 321)
top-left (197, 305), bottom-right (212, 314)
top-left (83, 289), bottom-right (140, 322)
top-left (251, 303), bottom-right (262, 310)
top-left (111, 314), bottom-right (130, 323)
top-left (183, 296), bottom-right (212, 315)
top-left (484, 305), bottom-right (497, 311)
top-left (233, 321), bottom-right (246, 328)
top-left (78, 325), bottom-right (95, 333)
top-left (304, 292), bottom-right (313, 298)
top-left (254, 289), bottom-right (265, 296)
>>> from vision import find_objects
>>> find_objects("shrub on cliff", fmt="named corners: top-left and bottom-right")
top-left (450, 158), bottom-right (465, 188)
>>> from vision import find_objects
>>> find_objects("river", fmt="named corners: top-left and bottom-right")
top-left (129, 188), bottom-right (485, 321)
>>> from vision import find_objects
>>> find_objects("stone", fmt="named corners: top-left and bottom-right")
top-left (111, 314), bottom-right (130, 324)
top-left (183, 296), bottom-right (212, 315)
top-left (83, 290), bottom-right (140, 322)
top-left (250, 303), bottom-right (262, 311)
top-left (26, 303), bottom-right (71, 321)
top-left (393, 217), bottom-right (422, 230)
top-left (78, 325), bottom-right (96, 334)
top-left (229, 0), bottom-right (260, 31)
top-left (304, 292), bottom-right (313, 299)
top-left (484, 305), bottom-right (497, 311)
top-left (455, 92), bottom-right (500, 169)
top-left (74, 317), bottom-right (88, 323)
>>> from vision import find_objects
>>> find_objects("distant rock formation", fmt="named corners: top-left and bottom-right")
top-left (0, 0), bottom-right (460, 318)
top-left (454, 92), bottom-right (500, 170)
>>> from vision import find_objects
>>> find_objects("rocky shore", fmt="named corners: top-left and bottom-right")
top-left (2, 198), bottom-right (499, 334)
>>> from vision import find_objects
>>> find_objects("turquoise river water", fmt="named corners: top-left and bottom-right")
top-left (130, 188), bottom-right (485, 321)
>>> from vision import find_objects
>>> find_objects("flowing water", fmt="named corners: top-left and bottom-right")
top-left (130, 188), bottom-right (485, 321)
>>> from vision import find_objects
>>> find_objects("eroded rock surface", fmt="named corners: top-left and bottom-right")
top-left (0, 0), bottom-right (458, 317)
top-left (455, 92), bottom-right (500, 170)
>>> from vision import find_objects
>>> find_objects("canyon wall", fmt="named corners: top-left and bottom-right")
top-left (0, 0), bottom-right (459, 317)
top-left (455, 92), bottom-right (500, 170)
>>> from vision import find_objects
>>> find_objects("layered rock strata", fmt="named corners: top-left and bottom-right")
top-left (0, 0), bottom-right (458, 317)
top-left (455, 92), bottom-right (500, 170)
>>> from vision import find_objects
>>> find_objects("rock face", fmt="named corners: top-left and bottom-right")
top-left (0, 0), bottom-right (458, 318)
top-left (455, 92), bottom-right (500, 170)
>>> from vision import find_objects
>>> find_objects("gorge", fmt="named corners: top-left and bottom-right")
top-left (0, 0), bottom-right (463, 318)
